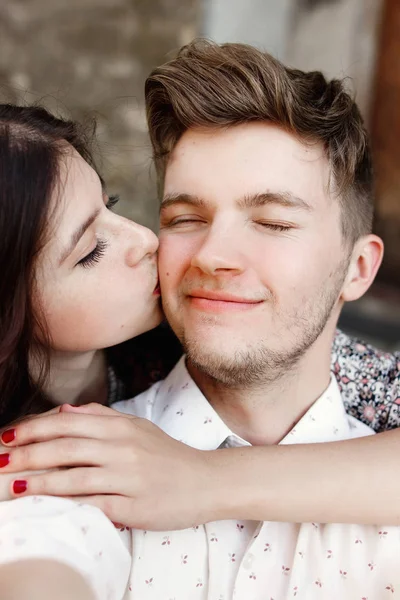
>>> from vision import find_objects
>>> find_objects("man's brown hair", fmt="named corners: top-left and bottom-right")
top-left (145, 39), bottom-right (373, 245)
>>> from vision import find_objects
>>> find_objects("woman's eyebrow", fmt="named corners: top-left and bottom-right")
top-left (59, 208), bottom-right (101, 265)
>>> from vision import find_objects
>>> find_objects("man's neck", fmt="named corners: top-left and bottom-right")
top-left (187, 331), bottom-right (334, 446)
top-left (40, 349), bottom-right (108, 407)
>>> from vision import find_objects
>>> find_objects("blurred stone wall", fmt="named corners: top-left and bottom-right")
top-left (0, 0), bottom-right (199, 230)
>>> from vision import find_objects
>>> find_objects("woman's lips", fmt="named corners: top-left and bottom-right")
top-left (153, 280), bottom-right (161, 295)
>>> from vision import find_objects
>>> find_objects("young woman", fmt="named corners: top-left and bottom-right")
top-left (0, 102), bottom-right (164, 600)
top-left (0, 103), bottom-right (399, 599)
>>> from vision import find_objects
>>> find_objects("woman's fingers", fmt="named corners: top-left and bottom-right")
top-left (0, 471), bottom-right (31, 501)
top-left (29, 406), bottom-right (63, 418)
top-left (0, 411), bottom-right (131, 447)
top-left (0, 438), bottom-right (114, 473)
top-left (9, 467), bottom-right (128, 499)
top-left (60, 403), bottom-right (121, 417)
top-left (0, 405), bottom-right (62, 433)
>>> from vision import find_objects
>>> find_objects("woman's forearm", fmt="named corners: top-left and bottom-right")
top-left (0, 559), bottom-right (95, 600)
top-left (211, 429), bottom-right (400, 525)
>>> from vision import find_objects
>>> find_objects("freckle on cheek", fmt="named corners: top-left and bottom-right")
top-left (166, 272), bottom-right (170, 277)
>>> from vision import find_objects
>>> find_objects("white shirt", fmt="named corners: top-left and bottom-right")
top-left (1, 356), bottom-right (400, 599)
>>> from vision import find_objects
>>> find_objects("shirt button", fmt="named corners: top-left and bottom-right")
top-left (242, 553), bottom-right (254, 570)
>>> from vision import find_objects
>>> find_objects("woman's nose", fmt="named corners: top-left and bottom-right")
top-left (125, 221), bottom-right (159, 267)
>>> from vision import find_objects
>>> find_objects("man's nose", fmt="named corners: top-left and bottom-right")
top-left (124, 220), bottom-right (159, 267)
top-left (190, 229), bottom-right (245, 275)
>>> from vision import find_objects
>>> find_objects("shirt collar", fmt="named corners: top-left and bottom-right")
top-left (279, 376), bottom-right (353, 445)
top-left (152, 357), bottom-right (351, 449)
top-left (152, 357), bottom-right (246, 450)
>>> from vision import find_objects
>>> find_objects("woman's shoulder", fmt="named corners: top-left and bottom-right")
top-left (332, 329), bottom-right (400, 431)
top-left (0, 496), bottom-right (131, 599)
top-left (332, 329), bottom-right (399, 375)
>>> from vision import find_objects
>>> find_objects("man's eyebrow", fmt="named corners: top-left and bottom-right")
top-left (59, 208), bottom-right (101, 265)
top-left (160, 191), bottom-right (312, 214)
top-left (238, 192), bottom-right (313, 212)
top-left (160, 193), bottom-right (207, 212)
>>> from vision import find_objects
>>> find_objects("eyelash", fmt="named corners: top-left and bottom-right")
top-left (257, 222), bottom-right (291, 232)
top-left (76, 195), bottom-right (119, 268)
top-left (168, 218), bottom-right (203, 226)
top-left (167, 218), bottom-right (291, 232)
top-left (77, 239), bottom-right (108, 269)
top-left (106, 194), bottom-right (120, 210)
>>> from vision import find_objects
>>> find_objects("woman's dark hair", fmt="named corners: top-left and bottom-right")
top-left (0, 104), bottom-right (98, 426)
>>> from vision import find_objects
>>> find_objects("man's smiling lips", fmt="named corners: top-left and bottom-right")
top-left (186, 289), bottom-right (264, 312)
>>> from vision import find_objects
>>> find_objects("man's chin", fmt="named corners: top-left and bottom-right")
top-left (184, 339), bottom-right (263, 386)
top-left (184, 335), bottom-right (307, 387)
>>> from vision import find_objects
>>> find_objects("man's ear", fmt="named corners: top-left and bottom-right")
top-left (341, 234), bottom-right (384, 302)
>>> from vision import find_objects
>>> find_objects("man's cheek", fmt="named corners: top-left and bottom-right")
top-left (159, 237), bottom-right (191, 277)
top-left (157, 244), bottom-right (179, 301)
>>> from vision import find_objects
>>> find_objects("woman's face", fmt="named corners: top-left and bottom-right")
top-left (35, 146), bottom-right (162, 353)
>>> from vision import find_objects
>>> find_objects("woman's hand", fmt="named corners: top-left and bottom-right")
top-left (0, 404), bottom-right (220, 530)
top-left (0, 406), bottom-right (63, 502)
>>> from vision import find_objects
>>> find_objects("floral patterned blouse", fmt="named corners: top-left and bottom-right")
top-left (107, 325), bottom-right (400, 433)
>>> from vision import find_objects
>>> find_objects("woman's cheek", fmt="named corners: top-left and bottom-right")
top-left (40, 282), bottom-right (102, 351)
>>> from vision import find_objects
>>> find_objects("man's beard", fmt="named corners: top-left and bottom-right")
top-left (178, 258), bottom-right (350, 388)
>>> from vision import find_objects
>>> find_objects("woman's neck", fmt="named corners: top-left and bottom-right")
top-left (43, 349), bottom-right (108, 407)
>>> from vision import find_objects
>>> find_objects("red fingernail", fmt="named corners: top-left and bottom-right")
top-left (1, 429), bottom-right (16, 444)
top-left (0, 454), bottom-right (10, 468)
top-left (13, 480), bottom-right (27, 494)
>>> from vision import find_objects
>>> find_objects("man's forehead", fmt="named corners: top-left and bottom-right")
top-left (168, 122), bottom-right (327, 157)
top-left (165, 123), bottom-right (332, 203)
top-left (163, 145), bottom-right (332, 210)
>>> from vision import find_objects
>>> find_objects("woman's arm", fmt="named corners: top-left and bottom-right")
top-left (2, 404), bottom-right (400, 527)
top-left (211, 429), bottom-right (400, 524)
top-left (0, 560), bottom-right (95, 600)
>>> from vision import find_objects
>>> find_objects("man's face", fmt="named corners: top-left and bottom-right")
top-left (158, 123), bottom-right (350, 385)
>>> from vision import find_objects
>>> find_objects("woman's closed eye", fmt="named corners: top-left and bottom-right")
top-left (75, 194), bottom-right (119, 268)
top-left (77, 239), bottom-right (108, 268)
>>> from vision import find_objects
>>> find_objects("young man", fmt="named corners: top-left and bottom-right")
top-left (113, 40), bottom-right (393, 598)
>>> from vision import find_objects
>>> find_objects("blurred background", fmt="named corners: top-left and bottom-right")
top-left (0, 0), bottom-right (398, 349)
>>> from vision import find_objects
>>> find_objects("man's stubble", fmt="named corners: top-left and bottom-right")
top-left (164, 255), bottom-right (350, 388)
